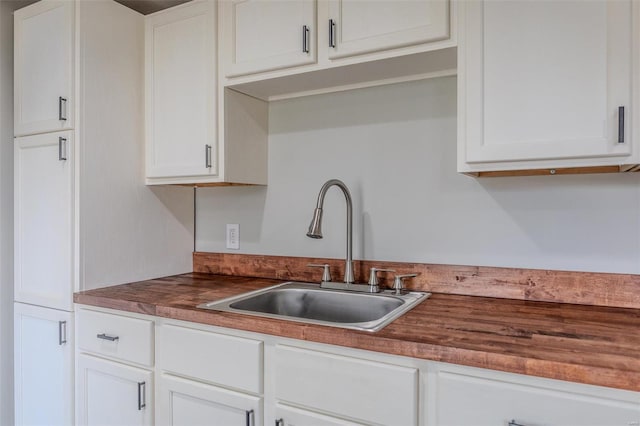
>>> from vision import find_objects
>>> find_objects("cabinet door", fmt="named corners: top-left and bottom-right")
top-left (327, 0), bottom-right (449, 60)
top-left (459, 0), bottom-right (634, 169)
top-left (14, 132), bottom-right (73, 311)
top-left (275, 403), bottom-right (365, 426)
top-left (157, 373), bottom-right (262, 426)
top-left (222, 0), bottom-right (317, 77)
top-left (77, 354), bottom-right (153, 426)
top-left (145, 1), bottom-right (218, 180)
top-left (434, 366), bottom-right (640, 426)
top-left (14, 0), bottom-right (73, 136)
top-left (14, 303), bottom-right (73, 426)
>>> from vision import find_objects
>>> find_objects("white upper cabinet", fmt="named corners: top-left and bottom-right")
top-left (220, 0), bottom-right (455, 100)
top-left (221, 0), bottom-right (317, 77)
top-left (145, 0), bottom-right (218, 179)
top-left (458, 0), bottom-right (639, 175)
top-left (327, 0), bottom-right (449, 60)
top-left (14, 132), bottom-right (73, 311)
top-left (14, 0), bottom-right (74, 136)
top-left (145, 1), bottom-right (268, 186)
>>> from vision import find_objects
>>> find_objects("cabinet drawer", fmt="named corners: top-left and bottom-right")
top-left (77, 308), bottom-right (154, 367)
top-left (435, 366), bottom-right (640, 426)
top-left (274, 345), bottom-right (418, 426)
top-left (158, 324), bottom-right (263, 394)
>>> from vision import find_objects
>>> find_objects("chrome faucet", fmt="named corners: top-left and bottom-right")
top-left (307, 179), bottom-right (355, 283)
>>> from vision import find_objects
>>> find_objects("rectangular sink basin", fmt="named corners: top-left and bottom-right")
top-left (198, 282), bottom-right (429, 332)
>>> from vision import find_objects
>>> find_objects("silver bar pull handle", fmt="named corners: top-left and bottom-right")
top-left (205, 144), bottom-right (212, 168)
top-left (137, 381), bottom-right (146, 410)
top-left (58, 96), bottom-right (67, 121)
top-left (58, 137), bottom-right (67, 161)
top-left (329, 19), bottom-right (336, 48)
top-left (302, 25), bottom-right (310, 53)
top-left (97, 333), bottom-right (119, 342)
top-left (245, 409), bottom-right (254, 426)
top-left (275, 419), bottom-right (284, 426)
top-left (618, 106), bottom-right (625, 143)
top-left (508, 420), bottom-right (527, 426)
top-left (58, 321), bottom-right (67, 345)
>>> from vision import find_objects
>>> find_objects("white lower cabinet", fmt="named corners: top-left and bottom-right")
top-left (75, 306), bottom-right (640, 426)
top-left (157, 373), bottom-right (262, 426)
top-left (273, 344), bottom-right (418, 426)
top-left (14, 303), bottom-right (73, 426)
top-left (77, 354), bottom-right (153, 426)
top-left (76, 307), bottom-right (155, 426)
top-left (430, 364), bottom-right (640, 426)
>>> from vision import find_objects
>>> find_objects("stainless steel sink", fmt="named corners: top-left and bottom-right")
top-left (198, 282), bottom-right (429, 332)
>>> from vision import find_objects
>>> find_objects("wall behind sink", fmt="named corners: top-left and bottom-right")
top-left (196, 76), bottom-right (640, 275)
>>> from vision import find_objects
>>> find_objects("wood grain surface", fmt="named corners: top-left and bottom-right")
top-left (193, 252), bottom-right (640, 309)
top-left (74, 273), bottom-right (640, 392)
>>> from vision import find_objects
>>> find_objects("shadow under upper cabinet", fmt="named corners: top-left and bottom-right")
top-left (114, 0), bottom-right (191, 15)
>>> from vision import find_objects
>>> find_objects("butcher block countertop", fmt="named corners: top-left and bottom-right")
top-left (74, 273), bottom-right (640, 392)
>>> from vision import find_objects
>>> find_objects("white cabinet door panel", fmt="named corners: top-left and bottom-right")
top-left (77, 354), bottom-right (153, 426)
top-left (157, 374), bottom-right (262, 426)
top-left (158, 323), bottom-right (263, 394)
top-left (14, 303), bottom-right (73, 426)
top-left (222, 0), bottom-right (317, 77)
top-left (328, 0), bottom-right (449, 59)
top-left (435, 367), bottom-right (640, 426)
top-left (14, 132), bottom-right (73, 311)
top-left (145, 0), bottom-right (217, 179)
top-left (460, 0), bottom-right (634, 168)
top-left (14, 0), bottom-right (73, 136)
top-left (274, 344), bottom-right (418, 426)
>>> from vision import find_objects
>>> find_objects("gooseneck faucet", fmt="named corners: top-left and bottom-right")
top-left (306, 179), bottom-right (355, 283)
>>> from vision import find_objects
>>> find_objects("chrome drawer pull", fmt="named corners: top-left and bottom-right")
top-left (509, 420), bottom-right (527, 426)
top-left (618, 106), bottom-right (625, 143)
top-left (137, 381), bottom-right (146, 410)
top-left (245, 409), bottom-right (254, 426)
top-left (96, 333), bottom-right (119, 342)
top-left (58, 96), bottom-right (67, 121)
top-left (58, 321), bottom-right (67, 345)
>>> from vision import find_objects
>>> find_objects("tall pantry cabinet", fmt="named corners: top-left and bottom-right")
top-left (13, 1), bottom-right (193, 424)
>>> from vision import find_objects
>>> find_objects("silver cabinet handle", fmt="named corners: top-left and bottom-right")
top-left (329, 19), bottom-right (336, 48)
top-left (275, 419), bottom-right (284, 426)
top-left (509, 420), bottom-right (527, 426)
top-left (58, 96), bottom-right (67, 121)
top-left (96, 333), bottom-right (119, 342)
top-left (58, 321), bottom-right (67, 345)
top-left (205, 144), bottom-right (212, 168)
top-left (618, 106), bottom-right (625, 143)
top-left (302, 25), bottom-right (310, 53)
top-left (245, 409), bottom-right (254, 426)
top-left (137, 381), bottom-right (146, 410)
top-left (58, 137), bottom-right (67, 161)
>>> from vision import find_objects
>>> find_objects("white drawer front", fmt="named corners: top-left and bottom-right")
top-left (274, 344), bottom-right (418, 426)
top-left (435, 367), bottom-right (640, 426)
top-left (158, 324), bottom-right (263, 394)
top-left (77, 308), bottom-right (154, 367)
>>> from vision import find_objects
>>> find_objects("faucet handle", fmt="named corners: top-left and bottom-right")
top-left (367, 268), bottom-right (396, 286)
top-left (392, 273), bottom-right (419, 294)
top-left (307, 264), bottom-right (332, 283)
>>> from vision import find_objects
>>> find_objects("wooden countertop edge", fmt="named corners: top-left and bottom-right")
top-left (70, 295), bottom-right (637, 393)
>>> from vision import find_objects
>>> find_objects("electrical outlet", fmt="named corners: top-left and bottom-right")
top-left (226, 224), bottom-right (239, 250)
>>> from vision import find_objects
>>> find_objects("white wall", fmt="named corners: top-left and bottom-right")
top-left (196, 77), bottom-right (640, 275)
